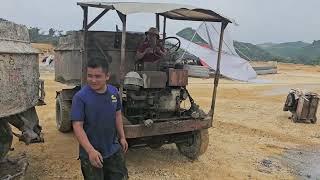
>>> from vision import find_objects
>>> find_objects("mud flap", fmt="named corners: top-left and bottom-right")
top-left (4, 107), bottom-right (43, 145)
top-left (0, 121), bottom-right (13, 159)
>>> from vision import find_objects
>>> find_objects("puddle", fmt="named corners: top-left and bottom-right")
top-left (280, 146), bottom-right (320, 179)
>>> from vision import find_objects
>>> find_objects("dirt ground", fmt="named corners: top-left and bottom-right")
top-left (7, 63), bottom-right (320, 180)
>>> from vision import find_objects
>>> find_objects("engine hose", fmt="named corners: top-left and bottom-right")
top-left (183, 87), bottom-right (195, 104)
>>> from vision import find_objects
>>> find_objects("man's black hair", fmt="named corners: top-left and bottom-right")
top-left (87, 57), bottom-right (109, 74)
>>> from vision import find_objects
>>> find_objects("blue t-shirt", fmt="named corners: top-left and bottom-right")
top-left (71, 85), bottom-right (121, 159)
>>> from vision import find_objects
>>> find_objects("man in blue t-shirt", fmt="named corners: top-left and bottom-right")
top-left (71, 58), bottom-right (128, 180)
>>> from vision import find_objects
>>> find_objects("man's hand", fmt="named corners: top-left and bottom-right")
top-left (144, 47), bottom-right (154, 54)
top-left (88, 149), bottom-right (103, 168)
top-left (120, 138), bottom-right (128, 153)
top-left (155, 47), bottom-right (166, 56)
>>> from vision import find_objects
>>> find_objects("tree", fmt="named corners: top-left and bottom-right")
top-left (28, 27), bottom-right (40, 41)
top-left (57, 30), bottom-right (64, 36)
top-left (48, 28), bottom-right (56, 37)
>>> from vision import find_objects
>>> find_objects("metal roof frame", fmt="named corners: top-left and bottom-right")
top-left (77, 1), bottom-right (232, 116)
top-left (77, 2), bottom-right (234, 23)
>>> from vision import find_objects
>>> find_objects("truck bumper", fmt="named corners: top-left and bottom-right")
top-left (124, 117), bottom-right (212, 139)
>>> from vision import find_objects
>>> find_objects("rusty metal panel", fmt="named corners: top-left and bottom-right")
top-left (0, 20), bottom-right (38, 54)
top-left (124, 119), bottom-right (211, 139)
top-left (0, 20), bottom-right (40, 118)
top-left (54, 31), bottom-right (144, 86)
top-left (140, 71), bottom-right (167, 88)
top-left (296, 94), bottom-right (319, 120)
top-left (54, 50), bottom-right (82, 85)
top-left (0, 54), bottom-right (40, 118)
top-left (168, 68), bottom-right (188, 86)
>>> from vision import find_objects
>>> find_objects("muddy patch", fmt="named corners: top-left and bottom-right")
top-left (257, 158), bottom-right (282, 174)
top-left (0, 153), bottom-right (28, 180)
top-left (280, 146), bottom-right (320, 179)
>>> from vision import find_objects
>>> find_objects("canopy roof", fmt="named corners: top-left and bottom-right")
top-left (77, 2), bottom-right (235, 23)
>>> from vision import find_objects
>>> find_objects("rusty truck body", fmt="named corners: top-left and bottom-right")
top-left (54, 2), bottom-right (234, 159)
top-left (0, 19), bottom-right (45, 160)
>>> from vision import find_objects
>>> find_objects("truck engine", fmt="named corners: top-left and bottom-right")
top-left (123, 67), bottom-right (206, 125)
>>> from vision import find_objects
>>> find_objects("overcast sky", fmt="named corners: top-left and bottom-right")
top-left (1, 0), bottom-right (319, 44)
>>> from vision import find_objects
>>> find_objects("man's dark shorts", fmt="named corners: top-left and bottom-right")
top-left (81, 150), bottom-right (128, 180)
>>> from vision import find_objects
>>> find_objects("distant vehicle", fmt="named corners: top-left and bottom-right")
top-left (54, 2), bottom-right (233, 159)
top-left (0, 20), bottom-right (45, 160)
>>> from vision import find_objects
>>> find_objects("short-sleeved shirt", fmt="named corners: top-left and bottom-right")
top-left (137, 41), bottom-right (165, 62)
top-left (71, 85), bottom-right (122, 159)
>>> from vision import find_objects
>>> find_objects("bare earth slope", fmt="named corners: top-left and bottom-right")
top-left (8, 63), bottom-right (320, 180)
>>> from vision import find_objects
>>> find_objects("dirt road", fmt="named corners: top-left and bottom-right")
top-left (8, 63), bottom-right (320, 179)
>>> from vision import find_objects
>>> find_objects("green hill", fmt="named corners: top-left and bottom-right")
top-left (233, 41), bottom-right (275, 61)
top-left (176, 27), bottom-right (276, 61)
top-left (176, 27), bottom-right (320, 65)
top-left (257, 41), bottom-right (320, 65)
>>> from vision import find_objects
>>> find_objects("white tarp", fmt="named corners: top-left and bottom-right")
top-left (175, 22), bottom-right (257, 82)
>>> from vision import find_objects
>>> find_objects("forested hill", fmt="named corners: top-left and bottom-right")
top-left (177, 27), bottom-right (320, 65)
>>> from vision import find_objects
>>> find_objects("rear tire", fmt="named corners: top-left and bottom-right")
top-left (291, 114), bottom-right (298, 123)
top-left (311, 117), bottom-right (317, 124)
top-left (0, 121), bottom-right (13, 159)
top-left (148, 144), bottom-right (163, 149)
top-left (176, 129), bottom-right (209, 160)
top-left (56, 94), bottom-right (72, 133)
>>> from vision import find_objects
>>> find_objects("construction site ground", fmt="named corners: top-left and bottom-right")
top-left (7, 63), bottom-right (320, 180)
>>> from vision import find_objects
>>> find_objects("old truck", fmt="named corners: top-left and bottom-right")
top-left (0, 19), bottom-right (45, 160)
top-left (54, 2), bottom-right (233, 159)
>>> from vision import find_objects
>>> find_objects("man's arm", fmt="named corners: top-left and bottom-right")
top-left (73, 122), bottom-right (103, 168)
top-left (71, 95), bottom-right (103, 168)
top-left (115, 110), bottom-right (128, 153)
top-left (136, 47), bottom-right (153, 60)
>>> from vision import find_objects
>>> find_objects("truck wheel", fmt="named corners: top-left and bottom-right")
top-left (291, 114), bottom-right (298, 123)
top-left (148, 144), bottom-right (163, 149)
top-left (0, 121), bottom-right (13, 159)
top-left (176, 129), bottom-right (209, 160)
top-left (310, 117), bottom-right (317, 124)
top-left (56, 94), bottom-right (72, 133)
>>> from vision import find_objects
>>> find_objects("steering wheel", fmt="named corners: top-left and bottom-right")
top-left (163, 36), bottom-right (181, 52)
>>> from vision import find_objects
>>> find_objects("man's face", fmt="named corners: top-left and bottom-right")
top-left (87, 67), bottom-right (109, 91)
top-left (147, 33), bottom-right (158, 47)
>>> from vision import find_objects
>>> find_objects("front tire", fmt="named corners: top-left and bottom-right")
top-left (0, 121), bottom-right (13, 159)
top-left (56, 94), bottom-right (72, 133)
top-left (176, 129), bottom-right (209, 160)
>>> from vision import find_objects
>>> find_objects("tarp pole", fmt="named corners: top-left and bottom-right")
top-left (204, 23), bottom-right (214, 50)
top-left (156, 14), bottom-right (160, 30)
top-left (117, 11), bottom-right (127, 99)
top-left (209, 22), bottom-right (228, 117)
top-left (81, 6), bottom-right (88, 87)
top-left (163, 16), bottom-right (167, 39)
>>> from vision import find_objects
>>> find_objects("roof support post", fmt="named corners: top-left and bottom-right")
top-left (81, 6), bottom-right (88, 86)
top-left (204, 23), bottom-right (214, 50)
top-left (87, 9), bottom-right (109, 30)
top-left (162, 16), bottom-right (167, 39)
top-left (209, 21), bottom-right (228, 118)
top-left (156, 14), bottom-right (160, 30)
top-left (117, 11), bottom-right (127, 96)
